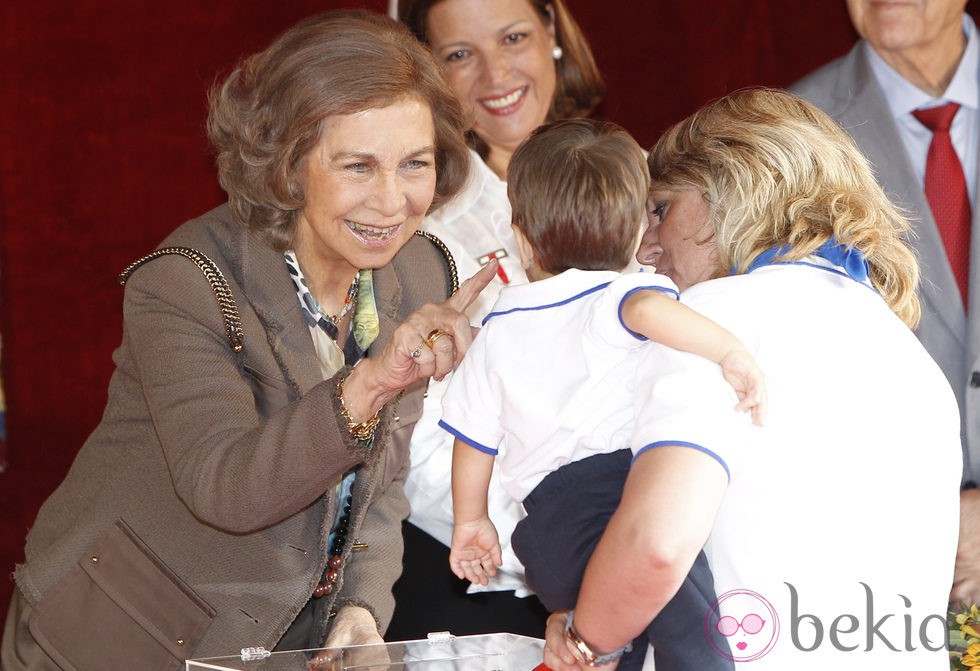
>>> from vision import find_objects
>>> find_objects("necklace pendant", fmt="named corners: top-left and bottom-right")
top-left (323, 274), bottom-right (360, 327)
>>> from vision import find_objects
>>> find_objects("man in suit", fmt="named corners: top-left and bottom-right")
top-left (791, 0), bottom-right (979, 606)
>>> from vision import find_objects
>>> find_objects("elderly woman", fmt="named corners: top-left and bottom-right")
top-left (387, 0), bottom-right (605, 638)
top-left (543, 89), bottom-right (962, 669)
top-left (1, 10), bottom-right (492, 670)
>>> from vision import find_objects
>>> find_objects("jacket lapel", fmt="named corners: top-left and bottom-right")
top-left (235, 224), bottom-right (407, 396)
top-left (369, 261), bottom-right (403, 356)
top-left (834, 43), bottom-right (966, 347)
top-left (969, 148), bottom-right (980, 368)
top-left (238, 230), bottom-right (324, 397)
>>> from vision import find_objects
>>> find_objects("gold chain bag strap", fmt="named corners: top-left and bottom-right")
top-left (117, 246), bottom-right (245, 353)
top-left (414, 230), bottom-right (459, 295)
top-left (116, 234), bottom-right (453, 354)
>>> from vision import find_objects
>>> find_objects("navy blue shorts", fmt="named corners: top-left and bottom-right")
top-left (512, 450), bottom-right (732, 670)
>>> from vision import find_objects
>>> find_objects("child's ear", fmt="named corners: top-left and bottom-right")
top-left (512, 224), bottom-right (535, 271)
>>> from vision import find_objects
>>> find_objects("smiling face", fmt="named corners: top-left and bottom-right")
top-left (638, 187), bottom-right (720, 291)
top-left (845, 0), bottom-right (966, 91)
top-left (846, 0), bottom-right (966, 53)
top-left (292, 97), bottom-right (437, 285)
top-left (426, 0), bottom-right (557, 175)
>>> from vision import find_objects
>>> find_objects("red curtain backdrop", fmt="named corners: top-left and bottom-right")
top-left (1, 0), bottom-right (974, 625)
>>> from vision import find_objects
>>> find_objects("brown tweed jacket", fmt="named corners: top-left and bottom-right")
top-left (11, 204), bottom-right (453, 666)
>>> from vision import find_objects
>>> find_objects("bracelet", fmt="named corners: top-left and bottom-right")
top-left (338, 376), bottom-right (381, 442)
top-left (564, 610), bottom-right (632, 667)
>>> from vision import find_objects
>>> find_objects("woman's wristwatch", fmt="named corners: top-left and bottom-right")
top-left (564, 610), bottom-right (633, 667)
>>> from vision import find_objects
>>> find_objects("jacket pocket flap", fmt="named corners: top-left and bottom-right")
top-left (30, 520), bottom-right (214, 669)
top-left (80, 521), bottom-right (215, 654)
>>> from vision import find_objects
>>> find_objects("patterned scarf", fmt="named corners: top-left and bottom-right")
top-left (284, 251), bottom-right (380, 376)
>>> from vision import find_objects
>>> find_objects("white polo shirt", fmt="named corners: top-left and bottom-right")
top-left (442, 268), bottom-right (678, 503)
top-left (632, 260), bottom-right (961, 669)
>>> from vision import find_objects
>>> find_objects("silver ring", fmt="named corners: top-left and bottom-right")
top-left (411, 345), bottom-right (423, 359)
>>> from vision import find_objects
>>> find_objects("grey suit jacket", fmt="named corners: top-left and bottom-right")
top-left (11, 204), bottom-right (453, 667)
top-left (792, 41), bottom-right (980, 484)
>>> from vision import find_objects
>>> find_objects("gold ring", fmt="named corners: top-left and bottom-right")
top-left (425, 329), bottom-right (451, 348)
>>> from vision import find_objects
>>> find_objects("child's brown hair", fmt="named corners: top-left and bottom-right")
top-left (508, 118), bottom-right (649, 274)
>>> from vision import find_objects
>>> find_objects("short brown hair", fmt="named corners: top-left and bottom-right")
top-left (207, 10), bottom-right (469, 250)
top-left (648, 87), bottom-right (920, 327)
top-left (508, 119), bottom-right (648, 274)
top-left (398, 0), bottom-right (604, 157)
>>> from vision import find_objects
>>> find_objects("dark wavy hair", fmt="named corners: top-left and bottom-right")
top-left (207, 10), bottom-right (469, 250)
top-left (398, 0), bottom-right (604, 160)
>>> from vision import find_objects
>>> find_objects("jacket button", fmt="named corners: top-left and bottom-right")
top-left (971, 372), bottom-right (980, 387)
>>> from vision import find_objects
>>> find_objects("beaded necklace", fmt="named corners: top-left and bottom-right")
top-left (284, 251), bottom-right (381, 601)
top-left (313, 491), bottom-right (352, 598)
top-left (283, 250), bottom-right (380, 599)
top-left (328, 275), bottom-right (359, 327)
top-left (284, 252), bottom-right (360, 341)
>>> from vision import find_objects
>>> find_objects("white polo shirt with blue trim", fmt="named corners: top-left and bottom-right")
top-left (631, 260), bottom-right (961, 668)
top-left (441, 268), bottom-right (678, 503)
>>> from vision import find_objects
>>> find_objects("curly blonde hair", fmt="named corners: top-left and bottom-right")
top-left (648, 87), bottom-right (920, 327)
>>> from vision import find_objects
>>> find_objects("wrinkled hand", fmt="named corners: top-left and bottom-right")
top-left (342, 260), bottom-right (497, 420)
top-left (449, 516), bottom-right (502, 585)
top-left (310, 606), bottom-right (389, 671)
top-left (951, 489), bottom-right (980, 608)
top-left (719, 348), bottom-right (768, 426)
top-left (323, 605), bottom-right (384, 648)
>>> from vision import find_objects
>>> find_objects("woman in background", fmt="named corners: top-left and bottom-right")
top-left (388, 0), bottom-right (604, 639)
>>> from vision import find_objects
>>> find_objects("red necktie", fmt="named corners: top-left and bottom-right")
top-left (912, 102), bottom-right (972, 308)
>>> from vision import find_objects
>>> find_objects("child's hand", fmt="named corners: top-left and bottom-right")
top-left (449, 517), bottom-right (502, 586)
top-left (719, 348), bottom-right (768, 426)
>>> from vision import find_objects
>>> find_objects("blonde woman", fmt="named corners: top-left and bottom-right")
top-left (544, 88), bottom-right (961, 670)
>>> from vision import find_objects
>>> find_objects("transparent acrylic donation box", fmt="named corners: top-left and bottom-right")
top-left (186, 632), bottom-right (545, 671)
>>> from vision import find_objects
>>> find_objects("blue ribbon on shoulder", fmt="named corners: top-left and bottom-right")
top-left (742, 238), bottom-right (870, 283)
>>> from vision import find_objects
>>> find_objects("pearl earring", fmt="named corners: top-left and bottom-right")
top-left (552, 45), bottom-right (563, 60)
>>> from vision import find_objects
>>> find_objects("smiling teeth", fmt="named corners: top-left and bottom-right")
top-left (483, 88), bottom-right (525, 109)
top-left (348, 220), bottom-right (397, 240)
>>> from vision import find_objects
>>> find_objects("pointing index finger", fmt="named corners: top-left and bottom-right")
top-left (445, 259), bottom-right (498, 313)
